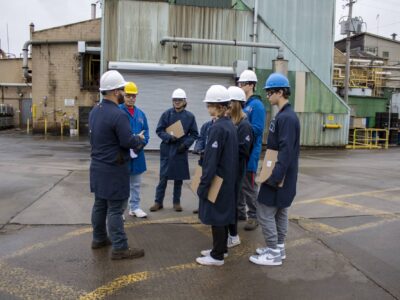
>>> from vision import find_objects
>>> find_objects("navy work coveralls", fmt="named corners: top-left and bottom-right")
top-left (155, 108), bottom-right (198, 204)
top-left (257, 103), bottom-right (300, 208)
top-left (89, 99), bottom-right (143, 249)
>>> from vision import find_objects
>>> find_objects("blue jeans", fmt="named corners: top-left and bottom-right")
top-left (129, 174), bottom-right (142, 211)
top-left (155, 176), bottom-right (182, 204)
top-left (91, 197), bottom-right (128, 250)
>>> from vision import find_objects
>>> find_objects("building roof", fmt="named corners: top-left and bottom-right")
top-left (349, 49), bottom-right (387, 61)
top-left (335, 32), bottom-right (400, 45)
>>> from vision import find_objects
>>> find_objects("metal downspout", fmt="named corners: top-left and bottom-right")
top-left (252, 0), bottom-right (258, 70)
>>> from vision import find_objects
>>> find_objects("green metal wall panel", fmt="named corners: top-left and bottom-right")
top-left (348, 96), bottom-right (388, 117)
top-left (174, 0), bottom-right (232, 8)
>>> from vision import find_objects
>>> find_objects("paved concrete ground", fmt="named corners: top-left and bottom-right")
top-left (0, 129), bottom-right (399, 300)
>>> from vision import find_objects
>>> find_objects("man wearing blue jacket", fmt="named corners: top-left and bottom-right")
top-left (249, 73), bottom-right (300, 266)
top-left (89, 70), bottom-right (145, 260)
top-left (119, 81), bottom-right (149, 218)
top-left (238, 70), bottom-right (266, 231)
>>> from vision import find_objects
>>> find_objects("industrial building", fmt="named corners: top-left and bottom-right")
top-left (102, 0), bottom-right (349, 148)
top-left (15, 0), bottom-right (351, 147)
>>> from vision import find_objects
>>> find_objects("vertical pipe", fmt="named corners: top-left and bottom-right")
top-left (91, 3), bottom-right (97, 19)
top-left (252, 0), bottom-right (258, 70)
top-left (27, 118), bottom-right (30, 134)
top-left (344, 0), bottom-right (354, 104)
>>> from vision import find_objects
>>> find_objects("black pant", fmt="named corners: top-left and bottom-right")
top-left (210, 226), bottom-right (228, 260)
top-left (228, 222), bottom-right (238, 237)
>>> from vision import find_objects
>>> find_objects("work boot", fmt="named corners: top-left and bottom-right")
top-left (111, 248), bottom-right (145, 260)
top-left (174, 203), bottom-right (183, 212)
top-left (150, 202), bottom-right (163, 212)
top-left (193, 209), bottom-right (198, 214)
top-left (244, 218), bottom-right (259, 231)
top-left (91, 238), bottom-right (112, 249)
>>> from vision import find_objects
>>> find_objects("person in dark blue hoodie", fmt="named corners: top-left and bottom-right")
top-left (237, 70), bottom-right (266, 231)
top-left (89, 70), bottom-right (145, 260)
top-left (119, 81), bottom-right (149, 218)
top-left (249, 73), bottom-right (300, 266)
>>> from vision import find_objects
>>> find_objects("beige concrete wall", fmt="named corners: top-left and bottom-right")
top-left (31, 19), bottom-right (100, 131)
top-left (0, 59), bottom-right (27, 83)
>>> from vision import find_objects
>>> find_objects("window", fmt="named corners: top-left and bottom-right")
top-left (382, 51), bottom-right (389, 58)
top-left (81, 54), bottom-right (100, 90)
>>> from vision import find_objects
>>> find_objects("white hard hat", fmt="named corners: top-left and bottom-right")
top-left (237, 69), bottom-right (258, 83)
top-left (99, 70), bottom-right (127, 92)
top-left (172, 88), bottom-right (187, 99)
top-left (203, 85), bottom-right (230, 103)
top-left (228, 86), bottom-right (246, 102)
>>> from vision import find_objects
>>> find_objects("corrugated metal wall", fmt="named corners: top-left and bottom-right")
top-left (242, 0), bottom-right (335, 86)
top-left (298, 113), bottom-right (349, 146)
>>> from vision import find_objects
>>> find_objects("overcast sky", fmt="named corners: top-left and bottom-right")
top-left (1, 0), bottom-right (400, 57)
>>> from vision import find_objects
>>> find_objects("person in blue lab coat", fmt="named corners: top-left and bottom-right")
top-left (226, 86), bottom-right (254, 249)
top-left (89, 70), bottom-right (145, 260)
top-left (119, 81), bottom-right (149, 218)
top-left (150, 88), bottom-right (199, 212)
top-left (249, 73), bottom-right (300, 266)
top-left (196, 85), bottom-right (239, 266)
top-left (237, 70), bottom-right (267, 231)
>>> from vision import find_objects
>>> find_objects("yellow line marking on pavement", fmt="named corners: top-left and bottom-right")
top-left (336, 215), bottom-right (398, 235)
top-left (320, 198), bottom-right (391, 216)
top-left (367, 192), bottom-right (400, 203)
top-left (0, 261), bottom-right (86, 300)
top-left (1, 216), bottom-right (200, 261)
top-left (79, 271), bottom-right (149, 300)
top-left (295, 187), bottom-right (400, 205)
top-left (1, 227), bottom-right (92, 260)
top-left (80, 262), bottom-right (202, 300)
top-left (297, 219), bottom-right (341, 235)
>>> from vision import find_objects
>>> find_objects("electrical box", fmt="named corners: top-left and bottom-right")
top-left (233, 60), bottom-right (248, 79)
top-left (78, 41), bottom-right (86, 53)
top-left (340, 17), bottom-right (363, 35)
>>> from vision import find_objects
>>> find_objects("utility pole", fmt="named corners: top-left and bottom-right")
top-left (344, 0), bottom-right (355, 104)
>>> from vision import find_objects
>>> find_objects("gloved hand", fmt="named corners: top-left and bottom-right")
top-left (132, 142), bottom-right (144, 153)
top-left (265, 177), bottom-right (278, 190)
top-left (169, 135), bottom-right (178, 143)
top-left (177, 143), bottom-right (187, 154)
top-left (197, 186), bottom-right (208, 200)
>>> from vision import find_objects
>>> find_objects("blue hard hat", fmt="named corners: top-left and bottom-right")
top-left (264, 73), bottom-right (290, 90)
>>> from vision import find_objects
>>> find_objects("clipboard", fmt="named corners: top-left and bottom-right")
top-left (166, 120), bottom-right (185, 138)
top-left (257, 149), bottom-right (284, 187)
top-left (191, 165), bottom-right (223, 203)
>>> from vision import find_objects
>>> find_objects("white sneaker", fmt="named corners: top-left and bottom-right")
top-left (249, 248), bottom-right (282, 266)
top-left (200, 249), bottom-right (228, 258)
top-left (129, 208), bottom-right (147, 218)
top-left (256, 245), bottom-right (286, 259)
top-left (196, 255), bottom-right (224, 266)
top-left (227, 235), bottom-right (241, 248)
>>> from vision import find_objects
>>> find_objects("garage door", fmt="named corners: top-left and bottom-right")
top-left (121, 72), bottom-right (235, 149)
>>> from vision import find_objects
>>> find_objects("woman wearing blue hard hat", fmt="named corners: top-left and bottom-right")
top-left (249, 72), bottom-right (300, 266)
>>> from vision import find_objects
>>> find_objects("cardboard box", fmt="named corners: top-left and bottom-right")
top-left (166, 120), bottom-right (185, 138)
top-left (350, 117), bottom-right (366, 129)
top-left (191, 165), bottom-right (223, 203)
top-left (257, 149), bottom-right (284, 187)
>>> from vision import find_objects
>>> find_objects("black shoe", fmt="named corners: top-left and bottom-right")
top-left (111, 248), bottom-right (145, 260)
top-left (193, 209), bottom-right (198, 214)
top-left (91, 238), bottom-right (112, 249)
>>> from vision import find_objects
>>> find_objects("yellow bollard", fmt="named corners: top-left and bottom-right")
top-left (27, 118), bottom-right (30, 134)
top-left (44, 118), bottom-right (47, 135)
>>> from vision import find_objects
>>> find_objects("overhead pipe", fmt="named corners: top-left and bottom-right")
top-left (22, 39), bottom-right (99, 81)
top-left (160, 37), bottom-right (284, 59)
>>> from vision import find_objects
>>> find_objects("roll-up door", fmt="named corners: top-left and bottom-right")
top-left (120, 72), bottom-right (235, 149)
